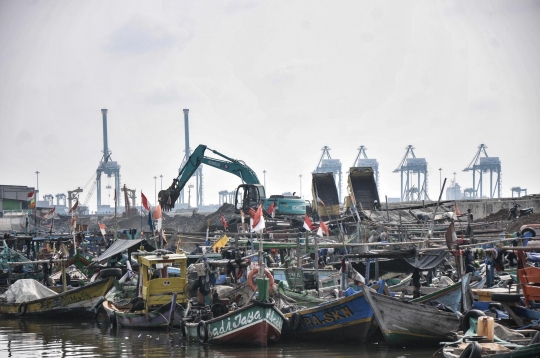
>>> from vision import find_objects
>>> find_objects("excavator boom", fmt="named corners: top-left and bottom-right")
top-left (158, 144), bottom-right (261, 210)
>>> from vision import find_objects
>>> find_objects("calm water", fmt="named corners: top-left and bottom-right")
top-left (0, 313), bottom-right (441, 358)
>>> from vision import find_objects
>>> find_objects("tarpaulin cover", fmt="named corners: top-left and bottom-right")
top-left (404, 249), bottom-right (448, 270)
top-left (94, 239), bottom-right (143, 262)
top-left (0, 279), bottom-right (57, 303)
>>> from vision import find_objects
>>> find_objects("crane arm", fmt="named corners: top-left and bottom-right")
top-left (158, 144), bottom-right (260, 210)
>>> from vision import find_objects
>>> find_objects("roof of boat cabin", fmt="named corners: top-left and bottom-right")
top-left (137, 252), bottom-right (187, 266)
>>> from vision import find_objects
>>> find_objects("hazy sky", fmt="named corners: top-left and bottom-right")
top-left (1, 0), bottom-right (539, 211)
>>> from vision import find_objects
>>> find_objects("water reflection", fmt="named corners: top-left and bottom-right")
top-left (0, 315), bottom-right (435, 358)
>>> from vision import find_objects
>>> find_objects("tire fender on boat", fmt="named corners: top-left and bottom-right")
top-left (247, 267), bottom-right (274, 291)
top-left (288, 312), bottom-right (302, 331)
top-left (459, 340), bottom-right (482, 358)
top-left (251, 297), bottom-right (275, 308)
top-left (460, 309), bottom-right (486, 333)
top-left (197, 321), bottom-right (208, 343)
top-left (17, 302), bottom-right (28, 316)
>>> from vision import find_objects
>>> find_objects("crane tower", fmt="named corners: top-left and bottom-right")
top-left (96, 109), bottom-right (121, 209)
top-left (393, 145), bottom-right (429, 202)
top-left (462, 144), bottom-right (501, 198)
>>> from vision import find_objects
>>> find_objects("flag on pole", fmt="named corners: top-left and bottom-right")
top-left (153, 203), bottom-right (162, 220)
top-left (454, 202), bottom-right (462, 216)
top-left (27, 191), bottom-right (35, 199)
top-left (70, 215), bottom-right (77, 229)
top-left (29, 198), bottom-right (36, 209)
top-left (141, 191), bottom-right (151, 211)
top-left (147, 210), bottom-right (154, 232)
top-left (45, 207), bottom-right (55, 219)
top-left (445, 221), bottom-right (457, 250)
top-left (303, 214), bottom-right (314, 231)
top-left (249, 204), bottom-right (265, 232)
top-left (98, 222), bottom-right (107, 236)
top-left (267, 199), bottom-right (277, 216)
top-left (69, 200), bottom-right (79, 213)
top-left (317, 220), bottom-right (329, 237)
top-left (220, 212), bottom-right (228, 230)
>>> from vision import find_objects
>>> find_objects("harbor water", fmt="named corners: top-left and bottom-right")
top-left (0, 313), bottom-right (440, 358)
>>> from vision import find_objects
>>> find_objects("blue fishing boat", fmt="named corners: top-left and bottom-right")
top-left (282, 281), bottom-right (385, 342)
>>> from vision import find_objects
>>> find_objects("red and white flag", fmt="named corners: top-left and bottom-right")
top-left (445, 221), bottom-right (458, 250)
top-left (141, 191), bottom-right (151, 211)
top-left (303, 214), bottom-right (314, 231)
top-left (45, 207), bottom-right (56, 219)
top-left (454, 202), bottom-right (462, 216)
top-left (153, 203), bottom-right (162, 220)
top-left (69, 200), bottom-right (79, 213)
top-left (249, 204), bottom-right (265, 232)
top-left (267, 199), bottom-right (277, 217)
top-left (317, 220), bottom-right (330, 237)
top-left (98, 222), bottom-right (107, 236)
top-left (220, 212), bottom-right (228, 230)
top-left (27, 191), bottom-right (35, 199)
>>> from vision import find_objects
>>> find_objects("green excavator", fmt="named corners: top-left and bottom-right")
top-left (158, 144), bottom-right (306, 217)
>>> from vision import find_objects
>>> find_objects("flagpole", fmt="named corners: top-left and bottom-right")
top-left (114, 189), bottom-right (118, 240)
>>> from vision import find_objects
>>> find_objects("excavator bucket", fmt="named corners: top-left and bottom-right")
top-left (158, 180), bottom-right (181, 211)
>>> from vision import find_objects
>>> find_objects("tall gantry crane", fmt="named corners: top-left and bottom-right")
top-left (352, 145), bottom-right (379, 189)
top-left (393, 145), bottom-right (429, 202)
top-left (462, 144), bottom-right (501, 198)
top-left (177, 109), bottom-right (203, 207)
top-left (313, 146), bottom-right (342, 201)
top-left (96, 109), bottom-right (121, 209)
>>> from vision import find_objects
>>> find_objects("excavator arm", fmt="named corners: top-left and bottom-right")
top-left (158, 144), bottom-right (261, 210)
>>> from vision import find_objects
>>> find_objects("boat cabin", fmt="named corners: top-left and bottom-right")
top-left (136, 251), bottom-right (188, 311)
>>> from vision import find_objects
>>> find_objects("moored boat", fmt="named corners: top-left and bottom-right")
top-left (364, 283), bottom-right (461, 346)
top-left (0, 277), bottom-right (114, 317)
top-left (103, 250), bottom-right (188, 329)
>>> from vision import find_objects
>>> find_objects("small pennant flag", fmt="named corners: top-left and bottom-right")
top-left (153, 203), bottom-right (162, 220)
top-left (220, 212), bottom-right (229, 230)
top-left (445, 221), bottom-right (458, 250)
top-left (27, 191), bottom-right (35, 199)
top-left (98, 222), bottom-right (107, 236)
top-left (69, 200), bottom-right (79, 213)
top-left (267, 199), bottom-right (277, 215)
top-left (141, 191), bottom-right (150, 211)
top-left (45, 207), bottom-right (56, 219)
top-left (303, 214), bottom-right (314, 231)
top-left (317, 220), bottom-right (330, 237)
top-left (249, 204), bottom-right (265, 232)
top-left (29, 198), bottom-right (36, 209)
top-left (454, 202), bottom-right (462, 216)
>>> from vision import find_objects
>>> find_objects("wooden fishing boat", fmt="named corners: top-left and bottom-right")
top-left (413, 273), bottom-right (473, 313)
top-left (183, 269), bottom-right (286, 347)
top-left (363, 284), bottom-right (461, 346)
top-left (281, 281), bottom-right (385, 342)
top-left (103, 250), bottom-right (188, 329)
top-left (0, 277), bottom-right (114, 317)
